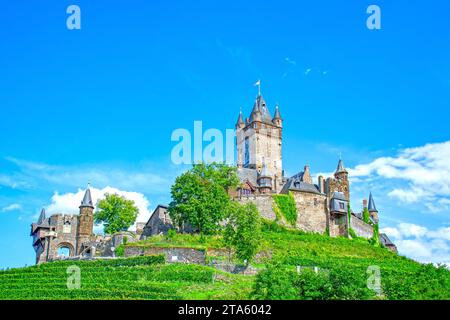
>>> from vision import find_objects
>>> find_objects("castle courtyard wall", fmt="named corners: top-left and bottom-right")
top-left (291, 191), bottom-right (328, 234)
top-left (350, 217), bottom-right (374, 239)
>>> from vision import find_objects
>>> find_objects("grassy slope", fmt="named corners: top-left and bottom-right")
top-left (1, 224), bottom-right (449, 300)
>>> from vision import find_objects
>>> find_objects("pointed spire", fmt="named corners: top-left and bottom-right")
top-left (273, 104), bottom-right (281, 120)
top-left (250, 97), bottom-right (262, 122)
top-left (259, 160), bottom-right (272, 178)
top-left (80, 184), bottom-right (94, 208)
top-left (368, 192), bottom-right (378, 212)
top-left (336, 159), bottom-right (348, 173)
top-left (236, 110), bottom-right (244, 127)
top-left (37, 208), bottom-right (46, 224)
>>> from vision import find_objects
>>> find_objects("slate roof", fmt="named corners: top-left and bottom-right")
top-left (332, 191), bottom-right (348, 201)
top-left (380, 233), bottom-right (395, 246)
top-left (249, 95), bottom-right (273, 124)
top-left (237, 168), bottom-right (258, 186)
top-left (281, 172), bottom-right (321, 194)
top-left (236, 111), bottom-right (244, 126)
top-left (336, 159), bottom-right (347, 173)
top-left (368, 192), bottom-right (378, 212)
top-left (81, 188), bottom-right (94, 208)
top-left (37, 208), bottom-right (46, 225)
top-left (273, 105), bottom-right (281, 120)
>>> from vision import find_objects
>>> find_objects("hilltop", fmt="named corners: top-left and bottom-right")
top-left (2, 222), bottom-right (449, 300)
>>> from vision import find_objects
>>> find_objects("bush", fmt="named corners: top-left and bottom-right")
top-left (272, 192), bottom-right (298, 226)
top-left (252, 259), bottom-right (375, 300)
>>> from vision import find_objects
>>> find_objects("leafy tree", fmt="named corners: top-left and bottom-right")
top-left (224, 202), bottom-right (261, 264)
top-left (168, 163), bottom-right (238, 236)
top-left (362, 207), bottom-right (371, 224)
top-left (94, 193), bottom-right (139, 234)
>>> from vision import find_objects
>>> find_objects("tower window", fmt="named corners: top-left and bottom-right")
top-left (244, 137), bottom-right (250, 167)
top-left (339, 202), bottom-right (345, 210)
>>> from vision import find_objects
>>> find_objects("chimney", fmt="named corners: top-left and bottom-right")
top-left (303, 165), bottom-right (312, 184)
top-left (363, 199), bottom-right (368, 209)
top-left (318, 176), bottom-right (324, 193)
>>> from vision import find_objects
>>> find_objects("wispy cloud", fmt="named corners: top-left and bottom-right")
top-left (2, 157), bottom-right (175, 196)
top-left (1, 203), bottom-right (22, 212)
top-left (284, 57), bottom-right (296, 66)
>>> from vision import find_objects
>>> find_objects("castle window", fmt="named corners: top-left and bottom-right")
top-left (244, 137), bottom-right (250, 167)
top-left (63, 221), bottom-right (71, 234)
top-left (314, 198), bottom-right (318, 206)
top-left (339, 202), bottom-right (345, 210)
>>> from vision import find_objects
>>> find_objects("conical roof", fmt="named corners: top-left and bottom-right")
top-left (368, 192), bottom-right (378, 212)
top-left (273, 105), bottom-right (281, 120)
top-left (80, 187), bottom-right (94, 208)
top-left (336, 159), bottom-right (348, 173)
top-left (37, 208), bottom-right (46, 224)
top-left (236, 111), bottom-right (244, 126)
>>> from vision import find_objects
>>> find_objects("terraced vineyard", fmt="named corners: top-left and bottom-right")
top-left (1, 223), bottom-right (449, 300)
top-left (0, 256), bottom-right (253, 300)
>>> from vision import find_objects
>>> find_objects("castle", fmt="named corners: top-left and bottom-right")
top-left (31, 91), bottom-right (397, 264)
top-left (233, 92), bottom-right (396, 250)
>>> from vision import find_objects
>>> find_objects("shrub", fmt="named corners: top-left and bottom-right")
top-left (272, 192), bottom-right (298, 226)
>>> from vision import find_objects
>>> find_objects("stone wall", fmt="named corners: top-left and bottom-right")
top-left (124, 246), bottom-right (206, 264)
top-left (351, 217), bottom-right (373, 239)
top-left (47, 214), bottom-right (79, 261)
top-left (329, 214), bottom-right (347, 237)
top-left (291, 191), bottom-right (327, 234)
top-left (236, 194), bottom-right (276, 221)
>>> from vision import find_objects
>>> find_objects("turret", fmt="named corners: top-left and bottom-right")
top-left (334, 159), bottom-right (348, 181)
top-left (236, 110), bottom-right (245, 129)
top-left (272, 105), bottom-right (282, 127)
top-left (76, 185), bottom-right (95, 255)
top-left (257, 161), bottom-right (273, 194)
top-left (368, 192), bottom-right (379, 224)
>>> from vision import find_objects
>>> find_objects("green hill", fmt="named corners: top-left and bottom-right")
top-left (1, 223), bottom-right (449, 300)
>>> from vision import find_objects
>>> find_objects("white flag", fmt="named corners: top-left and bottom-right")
top-left (254, 80), bottom-right (260, 86)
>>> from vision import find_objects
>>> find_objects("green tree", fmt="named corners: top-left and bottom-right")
top-left (168, 163), bottom-right (238, 236)
top-left (362, 207), bottom-right (371, 224)
top-left (224, 202), bottom-right (262, 265)
top-left (94, 193), bottom-right (139, 234)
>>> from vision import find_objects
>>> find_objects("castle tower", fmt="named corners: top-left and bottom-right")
top-left (236, 92), bottom-right (283, 191)
top-left (368, 192), bottom-right (379, 224)
top-left (334, 159), bottom-right (350, 200)
top-left (76, 186), bottom-right (95, 255)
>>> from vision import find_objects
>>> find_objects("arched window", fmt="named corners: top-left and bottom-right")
top-left (57, 246), bottom-right (71, 258)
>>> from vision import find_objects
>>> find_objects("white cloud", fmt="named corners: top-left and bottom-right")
top-left (398, 223), bottom-right (428, 238)
top-left (45, 186), bottom-right (153, 231)
top-left (381, 223), bottom-right (450, 265)
top-left (1, 203), bottom-right (22, 212)
top-left (347, 141), bottom-right (450, 211)
top-left (304, 68), bottom-right (312, 75)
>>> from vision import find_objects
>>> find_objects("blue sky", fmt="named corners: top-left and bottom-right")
top-left (1, 0), bottom-right (449, 268)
